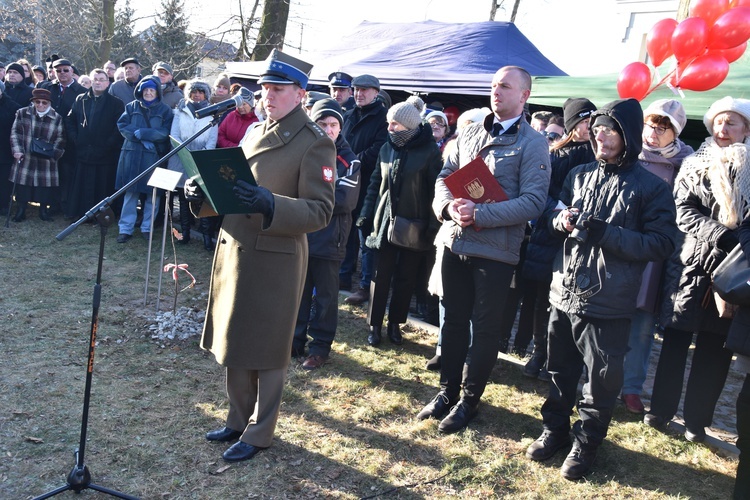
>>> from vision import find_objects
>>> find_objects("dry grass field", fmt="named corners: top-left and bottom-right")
top-left (0, 206), bottom-right (740, 499)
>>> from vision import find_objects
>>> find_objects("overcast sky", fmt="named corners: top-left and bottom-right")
top-left (130, 0), bottom-right (621, 76)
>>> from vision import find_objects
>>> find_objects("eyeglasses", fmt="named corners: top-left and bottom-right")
top-left (592, 125), bottom-right (618, 137)
top-left (189, 89), bottom-right (205, 94)
top-left (644, 122), bottom-right (669, 136)
top-left (542, 130), bottom-right (561, 141)
top-left (56, 68), bottom-right (71, 73)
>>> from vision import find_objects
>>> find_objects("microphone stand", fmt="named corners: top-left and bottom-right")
top-left (35, 111), bottom-right (225, 499)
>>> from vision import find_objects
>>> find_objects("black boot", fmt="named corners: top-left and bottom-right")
top-left (387, 322), bottom-right (403, 345)
top-left (39, 205), bottom-right (53, 221)
top-left (200, 218), bottom-right (215, 251)
top-left (13, 203), bottom-right (26, 222)
top-left (368, 325), bottom-right (382, 346)
top-left (523, 325), bottom-right (548, 378)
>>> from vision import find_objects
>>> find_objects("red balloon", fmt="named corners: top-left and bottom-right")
top-left (647, 18), bottom-right (678, 66)
top-left (690, 0), bottom-right (731, 25)
top-left (731, 0), bottom-right (750, 8)
top-left (709, 7), bottom-right (750, 49)
top-left (677, 53), bottom-right (730, 91)
top-left (672, 17), bottom-right (709, 62)
top-left (617, 62), bottom-right (652, 101)
top-left (709, 41), bottom-right (748, 63)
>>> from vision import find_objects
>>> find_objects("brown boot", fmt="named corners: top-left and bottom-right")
top-left (344, 286), bottom-right (369, 305)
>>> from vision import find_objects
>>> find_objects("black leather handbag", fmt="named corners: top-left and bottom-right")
top-left (30, 138), bottom-right (55, 158)
top-left (712, 243), bottom-right (750, 307)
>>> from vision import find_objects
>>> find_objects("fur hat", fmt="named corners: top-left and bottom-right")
top-left (31, 88), bottom-right (52, 102)
top-left (643, 99), bottom-right (687, 135)
top-left (184, 79), bottom-right (212, 101)
top-left (311, 98), bottom-right (345, 127)
top-left (703, 96), bottom-right (750, 135)
top-left (563, 98), bottom-right (597, 133)
top-left (387, 95), bottom-right (425, 130)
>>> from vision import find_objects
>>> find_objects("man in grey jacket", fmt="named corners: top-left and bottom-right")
top-left (525, 98), bottom-right (677, 480)
top-left (417, 66), bottom-right (550, 433)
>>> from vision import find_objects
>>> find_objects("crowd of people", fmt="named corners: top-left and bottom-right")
top-left (2, 51), bottom-right (748, 495)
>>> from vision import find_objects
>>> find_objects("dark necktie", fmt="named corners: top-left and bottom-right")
top-left (60, 84), bottom-right (65, 96)
top-left (492, 122), bottom-right (503, 137)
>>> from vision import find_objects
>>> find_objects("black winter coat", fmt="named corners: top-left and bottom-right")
top-left (361, 124), bottom-right (442, 250)
top-left (342, 100), bottom-right (388, 212)
top-left (65, 89), bottom-right (125, 164)
top-left (4, 82), bottom-right (32, 109)
top-left (307, 134), bottom-right (361, 261)
top-left (0, 94), bottom-right (22, 159)
top-left (549, 98), bottom-right (677, 319)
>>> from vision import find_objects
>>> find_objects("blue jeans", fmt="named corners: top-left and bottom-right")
top-left (119, 189), bottom-right (159, 235)
top-left (621, 309), bottom-right (656, 396)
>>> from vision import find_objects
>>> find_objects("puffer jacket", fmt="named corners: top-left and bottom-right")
top-left (361, 123), bottom-right (442, 250)
top-left (433, 114), bottom-right (551, 265)
top-left (167, 79), bottom-right (218, 187)
top-left (549, 98), bottom-right (677, 319)
top-left (307, 134), bottom-right (361, 260)
top-left (115, 75), bottom-right (173, 193)
top-left (658, 139), bottom-right (749, 334)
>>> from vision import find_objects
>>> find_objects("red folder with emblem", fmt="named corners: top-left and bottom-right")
top-left (443, 155), bottom-right (508, 204)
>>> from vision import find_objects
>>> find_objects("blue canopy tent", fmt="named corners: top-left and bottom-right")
top-left (226, 21), bottom-right (567, 95)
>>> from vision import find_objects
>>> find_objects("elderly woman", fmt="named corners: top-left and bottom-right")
top-left (115, 75), bottom-right (173, 243)
top-left (9, 88), bottom-right (65, 221)
top-left (645, 96), bottom-right (750, 442)
top-left (425, 109), bottom-right (452, 152)
top-left (620, 99), bottom-right (694, 414)
top-left (167, 79), bottom-right (217, 245)
top-left (357, 96), bottom-right (442, 346)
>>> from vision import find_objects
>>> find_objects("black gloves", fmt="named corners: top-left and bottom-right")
top-left (233, 180), bottom-right (274, 219)
top-left (355, 215), bottom-right (372, 234)
top-left (718, 230), bottom-right (740, 253)
top-left (184, 178), bottom-right (205, 202)
top-left (583, 216), bottom-right (608, 244)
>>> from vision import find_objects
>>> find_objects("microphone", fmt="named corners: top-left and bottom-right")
top-left (194, 94), bottom-right (243, 119)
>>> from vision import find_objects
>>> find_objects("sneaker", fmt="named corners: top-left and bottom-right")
top-left (560, 441), bottom-right (598, 480)
top-left (344, 287), bottom-right (369, 305)
top-left (643, 412), bottom-right (668, 429)
top-left (526, 430), bottom-right (571, 461)
top-left (302, 354), bottom-right (327, 370)
top-left (438, 399), bottom-right (478, 433)
top-left (417, 391), bottom-right (458, 420)
top-left (622, 393), bottom-right (645, 414)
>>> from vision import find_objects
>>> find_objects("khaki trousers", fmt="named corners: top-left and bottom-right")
top-left (225, 366), bottom-right (286, 448)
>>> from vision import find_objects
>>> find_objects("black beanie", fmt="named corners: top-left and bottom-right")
top-left (563, 98), bottom-right (596, 133)
top-left (592, 114), bottom-right (622, 136)
top-left (6, 62), bottom-right (25, 78)
top-left (311, 98), bottom-right (345, 127)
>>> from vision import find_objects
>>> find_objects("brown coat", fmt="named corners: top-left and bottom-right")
top-left (200, 105), bottom-right (336, 370)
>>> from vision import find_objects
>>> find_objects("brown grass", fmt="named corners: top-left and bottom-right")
top-left (0, 208), bottom-right (740, 499)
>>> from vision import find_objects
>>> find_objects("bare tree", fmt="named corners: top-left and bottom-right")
top-left (252, 0), bottom-right (290, 60)
top-left (490, 0), bottom-right (505, 21)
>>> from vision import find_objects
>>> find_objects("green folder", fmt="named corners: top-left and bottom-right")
top-left (170, 136), bottom-right (257, 215)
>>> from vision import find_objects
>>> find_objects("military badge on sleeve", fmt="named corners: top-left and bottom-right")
top-left (322, 166), bottom-right (334, 183)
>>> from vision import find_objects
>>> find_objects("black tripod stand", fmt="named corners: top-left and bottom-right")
top-left (35, 114), bottom-right (223, 499)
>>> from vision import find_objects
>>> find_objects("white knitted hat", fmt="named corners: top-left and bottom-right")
top-left (703, 96), bottom-right (750, 135)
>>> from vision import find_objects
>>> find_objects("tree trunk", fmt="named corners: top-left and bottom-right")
top-left (677, 0), bottom-right (690, 21)
top-left (252, 0), bottom-right (290, 61)
top-left (510, 0), bottom-right (521, 23)
top-left (97, 0), bottom-right (116, 69)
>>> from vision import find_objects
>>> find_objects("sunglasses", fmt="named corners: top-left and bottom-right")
top-left (542, 131), bottom-right (561, 141)
top-left (56, 68), bottom-right (71, 73)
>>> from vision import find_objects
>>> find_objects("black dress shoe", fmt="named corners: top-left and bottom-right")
top-left (13, 205), bottom-right (26, 222)
top-left (205, 427), bottom-right (242, 442)
top-left (222, 441), bottom-right (267, 462)
top-left (438, 399), bottom-right (478, 433)
top-left (526, 430), bottom-right (572, 461)
top-left (368, 325), bottom-right (382, 346)
top-left (425, 354), bottom-right (441, 371)
top-left (417, 391), bottom-right (458, 420)
top-left (387, 322), bottom-right (403, 344)
top-left (39, 206), bottom-right (54, 221)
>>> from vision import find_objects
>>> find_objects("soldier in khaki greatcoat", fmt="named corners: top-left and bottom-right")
top-left (195, 50), bottom-right (335, 462)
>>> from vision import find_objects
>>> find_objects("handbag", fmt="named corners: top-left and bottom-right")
top-left (387, 215), bottom-right (430, 251)
top-left (711, 243), bottom-right (750, 307)
top-left (30, 137), bottom-right (54, 158)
